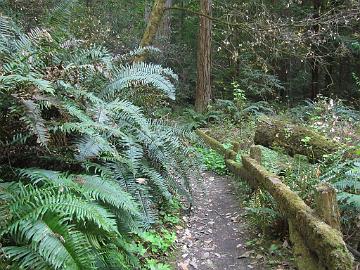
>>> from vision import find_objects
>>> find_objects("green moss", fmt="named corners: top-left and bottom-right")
top-left (254, 118), bottom-right (341, 162)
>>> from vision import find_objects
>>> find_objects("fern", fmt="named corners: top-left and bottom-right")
top-left (0, 170), bottom-right (142, 269)
top-left (105, 62), bottom-right (177, 100)
top-left (42, 0), bottom-right (78, 33)
top-left (321, 158), bottom-right (360, 210)
top-left (113, 46), bottom-right (161, 63)
top-left (20, 99), bottom-right (50, 146)
top-left (0, 16), bottom-right (199, 269)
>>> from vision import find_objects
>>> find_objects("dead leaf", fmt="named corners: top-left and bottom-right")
top-left (178, 261), bottom-right (189, 270)
top-left (238, 250), bottom-right (253, 258)
top-left (190, 261), bottom-right (198, 269)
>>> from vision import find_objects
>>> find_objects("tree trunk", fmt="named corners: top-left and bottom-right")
top-left (195, 0), bottom-right (212, 112)
top-left (310, 59), bottom-right (320, 99)
top-left (310, 0), bottom-right (322, 99)
top-left (138, 0), bottom-right (167, 59)
top-left (157, 0), bottom-right (173, 40)
top-left (315, 182), bottom-right (342, 232)
top-left (144, 0), bottom-right (152, 23)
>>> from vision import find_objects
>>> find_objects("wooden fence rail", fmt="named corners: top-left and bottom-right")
top-left (196, 129), bottom-right (354, 270)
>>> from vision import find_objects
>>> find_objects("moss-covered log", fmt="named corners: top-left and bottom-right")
top-left (196, 129), bottom-right (237, 160)
top-left (254, 118), bottom-right (341, 162)
top-left (242, 156), bottom-right (353, 270)
top-left (225, 159), bottom-right (259, 190)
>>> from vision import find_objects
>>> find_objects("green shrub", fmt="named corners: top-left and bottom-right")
top-left (196, 146), bottom-right (228, 175)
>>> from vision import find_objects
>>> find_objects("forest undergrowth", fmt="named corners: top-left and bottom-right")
top-left (1, 0), bottom-right (360, 269)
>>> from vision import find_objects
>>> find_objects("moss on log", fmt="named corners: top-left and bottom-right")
top-left (196, 130), bottom-right (237, 160)
top-left (254, 118), bottom-right (341, 162)
top-left (250, 145), bottom-right (262, 164)
top-left (242, 156), bottom-right (353, 270)
top-left (315, 183), bottom-right (342, 232)
top-left (225, 159), bottom-right (259, 190)
top-left (289, 220), bottom-right (325, 270)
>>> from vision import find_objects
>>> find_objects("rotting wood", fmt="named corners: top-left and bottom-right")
top-left (254, 117), bottom-right (340, 162)
top-left (225, 159), bottom-right (259, 190)
top-left (250, 145), bottom-right (262, 164)
top-left (232, 141), bottom-right (240, 154)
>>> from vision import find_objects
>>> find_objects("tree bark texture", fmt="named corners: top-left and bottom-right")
top-left (254, 117), bottom-right (340, 162)
top-left (157, 0), bottom-right (172, 40)
top-left (140, 0), bottom-right (167, 48)
top-left (195, 0), bottom-right (212, 112)
top-left (310, 0), bottom-right (322, 99)
top-left (315, 182), bottom-right (342, 232)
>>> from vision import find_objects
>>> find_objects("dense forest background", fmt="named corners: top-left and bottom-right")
top-left (4, 0), bottom-right (359, 105)
top-left (0, 0), bottom-right (359, 269)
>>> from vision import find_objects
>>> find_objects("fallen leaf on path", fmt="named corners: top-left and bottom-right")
top-left (206, 259), bottom-right (216, 269)
top-left (178, 261), bottom-right (189, 270)
top-left (238, 250), bottom-right (254, 258)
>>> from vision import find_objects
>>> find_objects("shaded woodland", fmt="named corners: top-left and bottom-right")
top-left (0, 1), bottom-right (359, 269)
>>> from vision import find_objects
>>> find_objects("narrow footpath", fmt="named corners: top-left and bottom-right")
top-left (175, 172), bottom-right (264, 270)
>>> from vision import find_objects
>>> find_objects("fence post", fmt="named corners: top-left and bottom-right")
top-left (250, 145), bottom-right (262, 164)
top-left (288, 220), bottom-right (325, 270)
top-left (315, 182), bottom-right (341, 232)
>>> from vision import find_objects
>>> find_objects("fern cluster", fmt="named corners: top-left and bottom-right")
top-left (0, 14), bottom-right (196, 269)
top-left (0, 170), bottom-right (139, 269)
top-left (321, 158), bottom-right (360, 212)
top-left (321, 154), bottom-right (360, 247)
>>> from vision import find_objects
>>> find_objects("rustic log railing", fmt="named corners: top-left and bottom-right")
top-left (196, 129), bottom-right (354, 270)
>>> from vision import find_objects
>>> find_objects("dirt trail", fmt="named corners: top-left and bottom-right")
top-left (176, 172), bottom-right (264, 270)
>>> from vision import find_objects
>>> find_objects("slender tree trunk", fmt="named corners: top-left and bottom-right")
top-left (311, 60), bottom-right (320, 99)
top-left (157, 0), bottom-right (173, 40)
top-left (195, 0), bottom-right (212, 112)
top-left (140, 0), bottom-right (167, 48)
top-left (310, 0), bottom-right (322, 100)
top-left (144, 0), bottom-right (152, 23)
